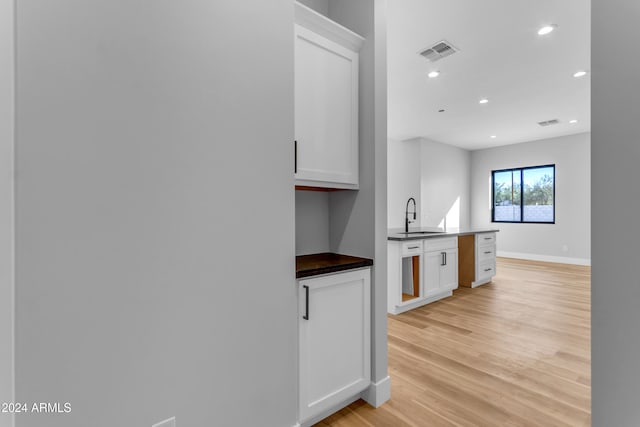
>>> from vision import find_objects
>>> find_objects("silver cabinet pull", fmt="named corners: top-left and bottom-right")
top-left (408, 246), bottom-right (419, 249)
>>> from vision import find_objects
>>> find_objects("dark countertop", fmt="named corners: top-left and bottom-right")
top-left (296, 252), bottom-right (373, 279)
top-left (388, 227), bottom-right (500, 241)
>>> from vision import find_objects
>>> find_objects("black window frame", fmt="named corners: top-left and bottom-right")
top-left (491, 164), bottom-right (556, 224)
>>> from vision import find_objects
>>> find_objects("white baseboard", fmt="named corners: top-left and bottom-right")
top-left (497, 251), bottom-right (591, 266)
top-left (389, 290), bottom-right (453, 315)
top-left (300, 395), bottom-right (361, 427)
top-left (361, 375), bottom-right (391, 408)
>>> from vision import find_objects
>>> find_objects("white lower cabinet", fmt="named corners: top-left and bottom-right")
top-left (298, 268), bottom-right (371, 424)
top-left (423, 237), bottom-right (458, 296)
top-left (387, 237), bottom-right (458, 314)
top-left (473, 232), bottom-right (497, 287)
top-left (423, 248), bottom-right (458, 295)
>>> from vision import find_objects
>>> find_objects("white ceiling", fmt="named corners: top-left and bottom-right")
top-left (387, 0), bottom-right (591, 150)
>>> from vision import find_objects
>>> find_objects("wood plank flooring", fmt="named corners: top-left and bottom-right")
top-left (314, 257), bottom-right (591, 427)
top-left (402, 293), bottom-right (419, 302)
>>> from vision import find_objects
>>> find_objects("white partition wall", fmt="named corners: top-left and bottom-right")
top-left (592, 0), bottom-right (640, 423)
top-left (0, 0), bottom-right (14, 425)
top-left (14, 1), bottom-right (296, 426)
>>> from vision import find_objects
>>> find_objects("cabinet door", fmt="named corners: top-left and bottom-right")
top-left (440, 249), bottom-right (458, 291)
top-left (294, 25), bottom-right (359, 188)
top-left (299, 269), bottom-right (371, 422)
top-left (423, 251), bottom-right (441, 296)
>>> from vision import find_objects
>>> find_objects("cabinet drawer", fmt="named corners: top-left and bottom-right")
top-left (401, 241), bottom-right (423, 257)
top-left (477, 260), bottom-right (496, 281)
top-left (477, 233), bottom-right (496, 247)
top-left (423, 237), bottom-right (457, 252)
top-left (478, 244), bottom-right (496, 263)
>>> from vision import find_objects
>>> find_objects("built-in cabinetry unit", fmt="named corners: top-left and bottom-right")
top-left (293, 4), bottom-right (375, 424)
top-left (298, 268), bottom-right (371, 424)
top-left (458, 232), bottom-right (497, 288)
top-left (387, 236), bottom-right (458, 315)
top-left (294, 2), bottom-right (364, 190)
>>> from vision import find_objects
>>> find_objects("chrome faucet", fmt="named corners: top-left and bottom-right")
top-left (405, 197), bottom-right (416, 232)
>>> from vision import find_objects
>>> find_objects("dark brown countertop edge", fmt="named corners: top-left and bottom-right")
top-left (296, 252), bottom-right (374, 279)
top-left (387, 228), bottom-right (500, 241)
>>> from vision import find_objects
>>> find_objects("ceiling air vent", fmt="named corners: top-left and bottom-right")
top-left (419, 40), bottom-right (458, 62)
top-left (538, 119), bottom-right (560, 127)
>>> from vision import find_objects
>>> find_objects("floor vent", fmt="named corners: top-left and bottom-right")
top-left (538, 119), bottom-right (560, 127)
top-left (419, 40), bottom-right (458, 62)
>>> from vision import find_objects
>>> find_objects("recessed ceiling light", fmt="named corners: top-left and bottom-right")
top-left (569, 119), bottom-right (578, 124)
top-left (490, 135), bottom-right (497, 139)
top-left (573, 70), bottom-right (588, 78)
top-left (538, 24), bottom-right (556, 36)
top-left (428, 71), bottom-right (440, 78)
top-left (479, 99), bottom-right (489, 104)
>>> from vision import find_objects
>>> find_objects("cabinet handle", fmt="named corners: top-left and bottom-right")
top-left (484, 251), bottom-right (492, 254)
top-left (484, 237), bottom-right (492, 240)
top-left (441, 252), bottom-right (446, 266)
top-left (408, 245), bottom-right (419, 249)
top-left (303, 285), bottom-right (309, 320)
top-left (484, 268), bottom-right (492, 272)
top-left (294, 140), bottom-right (298, 174)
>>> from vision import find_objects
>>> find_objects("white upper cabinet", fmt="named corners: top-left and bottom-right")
top-left (294, 2), bottom-right (364, 190)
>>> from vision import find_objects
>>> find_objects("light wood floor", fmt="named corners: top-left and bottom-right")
top-left (315, 257), bottom-right (591, 427)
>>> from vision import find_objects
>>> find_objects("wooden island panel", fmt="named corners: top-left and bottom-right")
top-left (458, 234), bottom-right (475, 287)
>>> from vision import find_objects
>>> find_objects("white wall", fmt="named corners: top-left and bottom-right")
top-left (296, 191), bottom-right (330, 255)
top-left (592, 1), bottom-right (640, 423)
top-left (387, 137), bottom-right (470, 231)
top-left (0, 0), bottom-right (13, 425)
top-left (15, 1), bottom-right (296, 427)
top-left (470, 133), bottom-right (591, 265)
top-left (387, 139), bottom-right (420, 229)
top-left (420, 138), bottom-right (470, 230)
top-left (297, 0), bottom-right (329, 16)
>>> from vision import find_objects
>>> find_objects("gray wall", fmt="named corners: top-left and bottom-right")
top-left (296, 191), bottom-right (330, 255)
top-left (471, 132), bottom-right (591, 264)
top-left (15, 1), bottom-right (296, 426)
top-left (0, 0), bottom-right (13, 424)
top-left (592, 1), bottom-right (640, 424)
top-left (373, 0), bottom-right (389, 394)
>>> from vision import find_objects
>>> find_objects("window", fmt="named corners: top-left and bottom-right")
top-left (492, 165), bottom-right (555, 223)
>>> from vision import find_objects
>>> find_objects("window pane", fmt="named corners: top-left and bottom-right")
top-left (522, 166), bottom-right (554, 222)
top-left (493, 170), bottom-right (521, 222)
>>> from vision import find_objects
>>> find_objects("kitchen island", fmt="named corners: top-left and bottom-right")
top-left (387, 228), bottom-right (499, 314)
